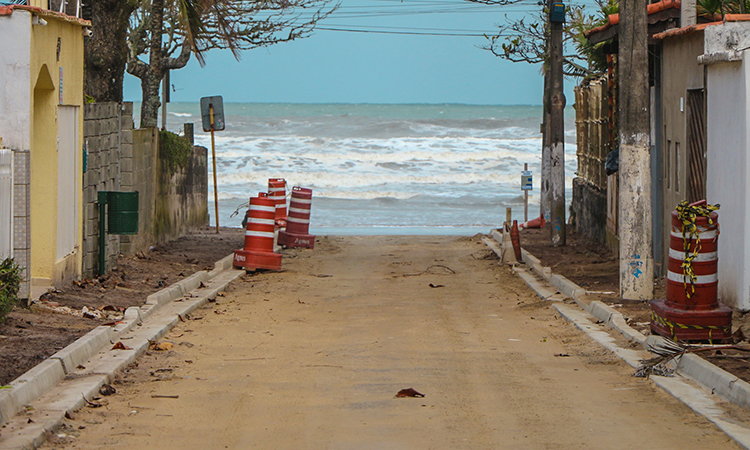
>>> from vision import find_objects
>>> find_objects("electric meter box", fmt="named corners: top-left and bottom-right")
top-left (551, 2), bottom-right (565, 23)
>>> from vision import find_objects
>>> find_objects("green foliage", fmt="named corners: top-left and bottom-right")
top-left (697, 0), bottom-right (748, 17)
top-left (567, 1), bottom-right (613, 76)
top-left (159, 130), bottom-right (192, 174)
top-left (483, 0), bottom-right (615, 79)
top-left (0, 258), bottom-right (22, 322)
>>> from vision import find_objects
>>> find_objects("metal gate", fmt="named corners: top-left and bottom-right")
top-left (0, 148), bottom-right (12, 259)
top-left (686, 89), bottom-right (707, 203)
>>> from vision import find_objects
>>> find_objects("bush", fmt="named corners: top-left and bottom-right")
top-left (159, 130), bottom-right (192, 174)
top-left (0, 257), bottom-right (22, 322)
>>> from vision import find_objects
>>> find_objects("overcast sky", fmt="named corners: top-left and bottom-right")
top-left (123, 0), bottom-right (581, 105)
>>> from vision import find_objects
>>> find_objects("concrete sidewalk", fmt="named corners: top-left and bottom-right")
top-left (486, 229), bottom-right (750, 449)
top-left (0, 255), bottom-right (243, 450)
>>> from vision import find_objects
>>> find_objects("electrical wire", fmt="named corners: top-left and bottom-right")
top-left (316, 26), bottom-right (498, 35)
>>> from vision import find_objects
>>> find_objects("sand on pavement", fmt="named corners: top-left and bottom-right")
top-left (43, 235), bottom-right (742, 449)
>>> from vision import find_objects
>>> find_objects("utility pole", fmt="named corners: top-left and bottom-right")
top-left (618, 0), bottom-right (653, 299)
top-left (548, 0), bottom-right (566, 246)
top-left (541, 62), bottom-right (551, 223)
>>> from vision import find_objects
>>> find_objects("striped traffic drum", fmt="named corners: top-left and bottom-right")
top-left (233, 193), bottom-right (282, 271)
top-left (665, 209), bottom-right (719, 310)
top-left (278, 186), bottom-right (315, 249)
top-left (268, 178), bottom-right (287, 226)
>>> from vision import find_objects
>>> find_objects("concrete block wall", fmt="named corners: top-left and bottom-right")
top-left (12, 149), bottom-right (30, 300)
top-left (82, 102), bottom-right (123, 278)
top-left (119, 130), bottom-right (208, 253)
top-left (82, 101), bottom-right (207, 270)
top-left (152, 145), bottom-right (209, 245)
top-left (119, 128), bottom-right (158, 256)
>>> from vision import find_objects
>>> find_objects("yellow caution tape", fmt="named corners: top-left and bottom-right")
top-left (650, 311), bottom-right (730, 344)
top-left (675, 201), bottom-right (720, 299)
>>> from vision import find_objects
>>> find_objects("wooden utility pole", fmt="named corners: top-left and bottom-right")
top-left (618, 0), bottom-right (653, 299)
top-left (548, 0), bottom-right (566, 246)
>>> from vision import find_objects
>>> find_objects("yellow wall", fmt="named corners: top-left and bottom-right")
top-left (29, 13), bottom-right (85, 285)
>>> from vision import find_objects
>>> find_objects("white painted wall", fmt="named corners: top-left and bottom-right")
top-left (705, 37), bottom-right (750, 310)
top-left (0, 11), bottom-right (31, 151)
top-left (56, 106), bottom-right (78, 260)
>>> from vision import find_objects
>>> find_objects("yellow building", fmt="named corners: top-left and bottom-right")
top-left (0, 1), bottom-right (89, 298)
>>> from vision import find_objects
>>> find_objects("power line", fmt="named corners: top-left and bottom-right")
top-left (316, 26), bottom-right (508, 35)
top-left (323, 22), bottom-right (502, 32)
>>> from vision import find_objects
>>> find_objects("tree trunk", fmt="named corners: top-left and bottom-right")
top-left (140, 0), bottom-right (166, 128)
top-left (83, 0), bottom-right (136, 103)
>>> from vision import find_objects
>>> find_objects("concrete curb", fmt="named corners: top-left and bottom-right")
top-left (0, 360), bottom-right (65, 427)
top-left (485, 231), bottom-right (750, 421)
top-left (0, 253), bottom-right (243, 440)
top-left (553, 303), bottom-right (750, 450)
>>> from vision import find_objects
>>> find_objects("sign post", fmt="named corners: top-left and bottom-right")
top-left (200, 96), bottom-right (225, 234)
top-left (521, 164), bottom-right (533, 222)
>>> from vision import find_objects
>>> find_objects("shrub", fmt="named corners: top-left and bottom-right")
top-left (159, 130), bottom-right (192, 174)
top-left (0, 257), bottom-right (22, 322)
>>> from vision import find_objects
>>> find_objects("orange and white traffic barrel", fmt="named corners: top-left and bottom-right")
top-left (268, 178), bottom-right (288, 227)
top-left (665, 209), bottom-right (719, 310)
top-left (278, 186), bottom-right (315, 249)
top-left (233, 193), bottom-right (282, 271)
top-left (651, 201), bottom-right (731, 343)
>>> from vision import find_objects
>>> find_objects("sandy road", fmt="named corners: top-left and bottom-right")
top-left (45, 235), bottom-right (740, 449)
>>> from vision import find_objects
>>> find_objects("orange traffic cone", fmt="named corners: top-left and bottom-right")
top-left (233, 193), bottom-right (282, 271)
top-left (510, 220), bottom-right (522, 261)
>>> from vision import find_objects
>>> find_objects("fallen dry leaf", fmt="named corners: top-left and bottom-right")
top-left (395, 388), bottom-right (424, 398)
top-left (149, 341), bottom-right (175, 351)
top-left (99, 384), bottom-right (117, 396)
top-left (112, 342), bottom-right (132, 350)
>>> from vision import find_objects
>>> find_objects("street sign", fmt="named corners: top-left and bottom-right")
top-left (200, 96), bottom-right (225, 132)
top-left (521, 170), bottom-right (533, 191)
top-left (200, 95), bottom-right (226, 233)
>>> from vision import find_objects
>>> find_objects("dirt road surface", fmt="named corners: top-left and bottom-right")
top-left (43, 235), bottom-right (740, 449)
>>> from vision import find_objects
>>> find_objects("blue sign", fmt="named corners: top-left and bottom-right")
top-left (521, 171), bottom-right (533, 191)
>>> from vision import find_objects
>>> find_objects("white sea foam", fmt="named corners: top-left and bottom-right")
top-left (166, 102), bottom-right (577, 233)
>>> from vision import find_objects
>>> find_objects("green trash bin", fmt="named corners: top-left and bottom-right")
top-left (106, 191), bottom-right (139, 235)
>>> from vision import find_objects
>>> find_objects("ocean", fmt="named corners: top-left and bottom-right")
top-left (158, 102), bottom-right (578, 235)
